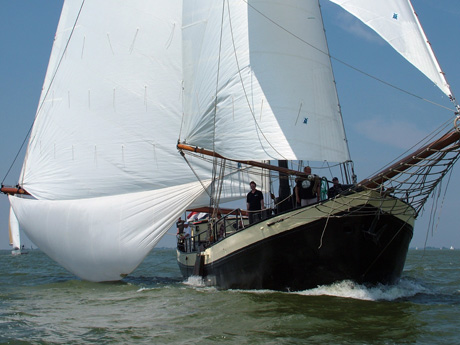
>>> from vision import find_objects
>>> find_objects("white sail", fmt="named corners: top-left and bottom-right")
top-left (20, 1), bottom-right (187, 200)
top-left (181, 0), bottom-right (350, 162)
top-left (328, 0), bottom-right (452, 99)
top-left (8, 207), bottom-right (21, 255)
top-left (11, 0), bottom-right (258, 281)
top-left (10, 182), bottom-right (210, 281)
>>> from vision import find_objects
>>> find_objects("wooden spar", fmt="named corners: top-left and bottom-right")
top-left (359, 130), bottom-right (460, 189)
top-left (179, 128), bottom-right (460, 190)
top-left (1, 186), bottom-right (30, 196)
top-left (3, 132), bottom-right (455, 198)
top-left (177, 143), bottom-right (309, 178)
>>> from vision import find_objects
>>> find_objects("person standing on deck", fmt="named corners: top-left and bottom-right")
top-left (295, 166), bottom-right (320, 206)
top-left (328, 177), bottom-right (343, 198)
top-left (176, 217), bottom-right (186, 235)
top-left (247, 181), bottom-right (264, 224)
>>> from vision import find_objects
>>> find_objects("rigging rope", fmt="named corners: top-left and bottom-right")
top-left (242, 0), bottom-right (457, 115)
top-left (362, 216), bottom-right (412, 278)
top-left (1, 131), bottom-right (30, 185)
top-left (179, 151), bottom-right (212, 198)
top-left (207, 0), bottom-right (228, 217)
top-left (2, 1), bottom-right (87, 186)
top-left (225, 0), bottom-right (287, 159)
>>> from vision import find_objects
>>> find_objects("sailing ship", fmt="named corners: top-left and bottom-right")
top-left (174, 1), bottom-right (460, 290)
top-left (2, 0), bottom-right (459, 289)
top-left (8, 207), bottom-right (23, 255)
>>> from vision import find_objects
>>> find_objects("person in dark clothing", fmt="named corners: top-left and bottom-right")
top-left (176, 217), bottom-right (186, 235)
top-left (246, 181), bottom-right (264, 224)
top-left (295, 166), bottom-right (320, 206)
top-left (328, 177), bottom-right (343, 198)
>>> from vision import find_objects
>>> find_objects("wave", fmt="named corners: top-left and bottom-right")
top-left (183, 275), bottom-right (206, 287)
top-left (295, 278), bottom-right (431, 301)
top-left (179, 276), bottom-right (431, 302)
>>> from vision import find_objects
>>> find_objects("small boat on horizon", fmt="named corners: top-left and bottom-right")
top-left (8, 207), bottom-right (27, 255)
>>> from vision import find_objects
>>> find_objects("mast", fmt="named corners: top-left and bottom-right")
top-left (277, 160), bottom-right (292, 213)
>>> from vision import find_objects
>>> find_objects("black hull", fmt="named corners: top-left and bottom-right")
top-left (178, 193), bottom-right (414, 291)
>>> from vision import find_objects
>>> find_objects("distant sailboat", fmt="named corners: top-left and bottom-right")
top-left (8, 207), bottom-right (23, 255)
top-left (1, 0), bottom-right (460, 289)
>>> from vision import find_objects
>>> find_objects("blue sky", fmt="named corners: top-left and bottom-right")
top-left (1, 0), bottom-right (459, 250)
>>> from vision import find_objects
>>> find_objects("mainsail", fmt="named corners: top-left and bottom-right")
top-left (329, 0), bottom-right (454, 100)
top-left (181, 0), bottom-right (351, 162)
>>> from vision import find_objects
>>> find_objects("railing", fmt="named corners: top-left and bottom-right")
top-left (177, 208), bottom-right (251, 253)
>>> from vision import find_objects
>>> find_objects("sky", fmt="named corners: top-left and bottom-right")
top-left (1, 0), bottom-right (459, 250)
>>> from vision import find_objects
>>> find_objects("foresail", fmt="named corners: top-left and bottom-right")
top-left (9, 181), bottom-right (211, 281)
top-left (8, 207), bottom-right (21, 251)
top-left (181, 0), bottom-right (350, 163)
top-left (328, 0), bottom-right (452, 99)
top-left (10, 163), bottom-right (256, 281)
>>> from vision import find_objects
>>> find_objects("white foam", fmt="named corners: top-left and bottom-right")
top-left (295, 278), bottom-right (430, 301)
top-left (136, 287), bottom-right (154, 292)
top-left (183, 275), bottom-right (206, 287)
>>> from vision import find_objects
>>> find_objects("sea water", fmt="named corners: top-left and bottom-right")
top-left (1, 248), bottom-right (459, 344)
